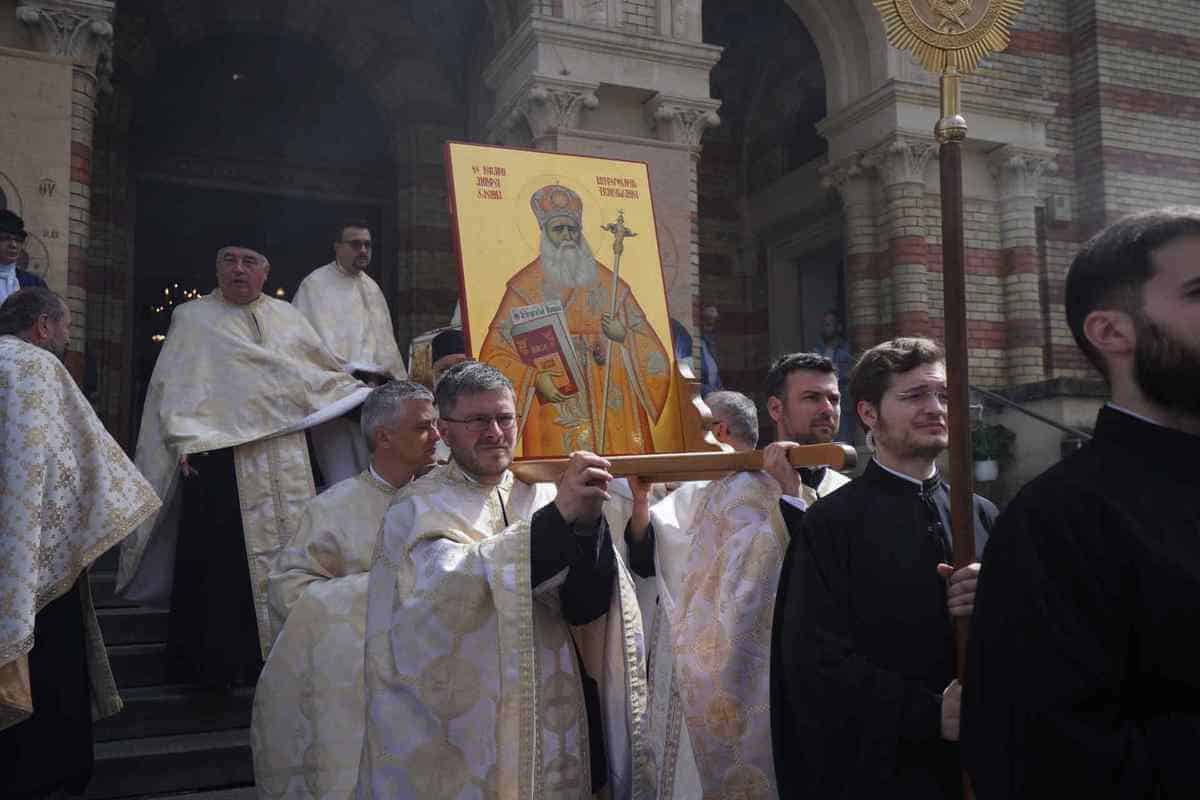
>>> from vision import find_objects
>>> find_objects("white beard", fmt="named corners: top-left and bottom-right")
top-left (540, 231), bottom-right (598, 300)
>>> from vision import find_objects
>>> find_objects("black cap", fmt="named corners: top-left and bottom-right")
top-left (432, 328), bottom-right (466, 362)
top-left (0, 209), bottom-right (27, 240)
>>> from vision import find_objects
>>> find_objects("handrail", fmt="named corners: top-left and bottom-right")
top-left (970, 384), bottom-right (1093, 441)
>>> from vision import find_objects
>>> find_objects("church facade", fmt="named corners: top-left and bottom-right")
top-left (1, 0), bottom-right (1195, 469)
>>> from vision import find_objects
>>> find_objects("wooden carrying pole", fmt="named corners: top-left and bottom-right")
top-left (510, 442), bottom-right (856, 485)
top-left (936, 70), bottom-right (977, 682)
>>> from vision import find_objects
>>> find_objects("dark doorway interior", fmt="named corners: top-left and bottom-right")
top-left (129, 181), bottom-right (384, 441)
top-left (128, 32), bottom-right (396, 439)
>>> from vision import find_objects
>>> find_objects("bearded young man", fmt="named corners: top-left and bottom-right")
top-left (356, 361), bottom-right (652, 798)
top-left (771, 337), bottom-right (995, 800)
top-left (963, 207), bottom-right (1200, 798)
top-left (654, 356), bottom-right (852, 798)
top-left (477, 184), bottom-right (671, 456)
top-left (763, 351), bottom-right (852, 502)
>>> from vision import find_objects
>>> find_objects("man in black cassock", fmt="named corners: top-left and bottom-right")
top-left (116, 245), bottom-right (368, 689)
top-left (0, 288), bottom-right (161, 799)
top-left (771, 337), bottom-right (995, 799)
top-left (962, 207), bottom-right (1200, 798)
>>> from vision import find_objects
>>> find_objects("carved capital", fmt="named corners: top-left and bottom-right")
top-left (644, 94), bottom-right (720, 147)
top-left (820, 153), bottom-right (864, 190)
top-left (496, 79), bottom-right (600, 142)
top-left (17, 0), bottom-right (114, 77)
top-left (578, 0), bottom-right (607, 27)
top-left (989, 146), bottom-right (1058, 201)
top-left (671, 0), bottom-right (688, 39)
top-left (862, 134), bottom-right (937, 187)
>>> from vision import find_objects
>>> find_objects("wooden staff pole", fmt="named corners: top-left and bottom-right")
top-left (936, 69), bottom-right (977, 683)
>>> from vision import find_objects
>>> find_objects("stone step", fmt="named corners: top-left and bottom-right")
top-left (142, 789), bottom-right (257, 800)
top-left (108, 643), bottom-right (169, 688)
top-left (86, 729), bottom-right (253, 799)
top-left (94, 546), bottom-right (120, 573)
top-left (95, 685), bottom-right (253, 743)
top-left (98, 606), bottom-right (169, 646)
top-left (90, 569), bottom-right (139, 609)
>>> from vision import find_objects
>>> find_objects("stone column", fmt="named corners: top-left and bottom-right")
top-left (863, 134), bottom-right (937, 339)
top-left (645, 94), bottom-right (720, 333)
top-left (990, 145), bottom-right (1056, 386)
top-left (490, 77), bottom-right (601, 150)
top-left (822, 153), bottom-right (882, 354)
top-left (17, 0), bottom-right (114, 379)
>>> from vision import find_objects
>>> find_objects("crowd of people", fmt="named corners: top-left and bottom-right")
top-left (0, 204), bottom-right (1197, 799)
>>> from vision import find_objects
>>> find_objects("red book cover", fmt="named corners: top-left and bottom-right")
top-left (511, 321), bottom-right (580, 398)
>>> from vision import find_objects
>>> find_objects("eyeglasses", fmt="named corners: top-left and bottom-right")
top-left (440, 413), bottom-right (517, 432)
top-left (340, 239), bottom-right (372, 250)
top-left (219, 253), bottom-right (264, 268)
top-left (0, 233), bottom-right (26, 244)
top-left (892, 387), bottom-right (950, 407)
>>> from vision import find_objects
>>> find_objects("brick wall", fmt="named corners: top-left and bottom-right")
top-left (396, 122), bottom-right (465, 353)
top-left (86, 88), bottom-right (135, 445)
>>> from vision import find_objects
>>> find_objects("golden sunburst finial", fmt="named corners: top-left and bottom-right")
top-left (873, 0), bottom-right (1024, 74)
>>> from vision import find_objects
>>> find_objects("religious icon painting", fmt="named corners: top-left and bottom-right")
top-left (445, 141), bottom-right (687, 458)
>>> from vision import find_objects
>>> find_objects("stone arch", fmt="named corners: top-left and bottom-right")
top-left (780, 0), bottom-right (895, 113)
top-left (699, 0), bottom-right (847, 409)
top-left (142, 3), bottom-right (470, 135)
top-left (87, 0), bottom-right (492, 444)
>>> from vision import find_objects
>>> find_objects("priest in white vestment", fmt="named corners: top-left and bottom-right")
top-left (116, 245), bottom-right (371, 686)
top-left (251, 381), bottom-right (440, 799)
top-left (357, 361), bottom-right (654, 799)
top-left (0, 289), bottom-right (161, 797)
top-left (292, 221), bottom-right (407, 485)
top-left (626, 389), bottom-right (760, 799)
top-left (670, 357), bottom-right (850, 799)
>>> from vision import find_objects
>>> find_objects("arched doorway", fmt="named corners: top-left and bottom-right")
top-left (125, 32), bottom-right (396, 436)
top-left (698, 0), bottom-right (841, 402)
top-left (86, 0), bottom-right (491, 447)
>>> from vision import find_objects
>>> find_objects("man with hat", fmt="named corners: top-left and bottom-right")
top-left (117, 243), bottom-right (371, 688)
top-left (0, 210), bottom-right (47, 305)
top-left (478, 184), bottom-right (671, 456)
top-left (431, 327), bottom-right (467, 383)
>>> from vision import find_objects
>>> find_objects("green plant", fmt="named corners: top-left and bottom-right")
top-left (972, 422), bottom-right (1015, 463)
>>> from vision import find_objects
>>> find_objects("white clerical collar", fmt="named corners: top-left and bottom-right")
top-left (872, 457), bottom-right (936, 486)
top-left (369, 461), bottom-right (415, 491)
top-left (1106, 402), bottom-right (1169, 429)
top-left (332, 260), bottom-right (362, 279)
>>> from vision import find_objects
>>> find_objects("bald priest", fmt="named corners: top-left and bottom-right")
top-left (116, 244), bottom-right (371, 687)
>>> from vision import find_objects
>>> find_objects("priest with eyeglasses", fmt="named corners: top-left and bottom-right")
top-left (356, 360), bottom-right (653, 799)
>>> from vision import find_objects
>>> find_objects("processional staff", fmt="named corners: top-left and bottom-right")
top-left (872, 0), bottom-right (1025, 794)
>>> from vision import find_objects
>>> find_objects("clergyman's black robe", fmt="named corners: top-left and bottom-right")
top-left (962, 406), bottom-right (1200, 798)
top-left (0, 578), bottom-right (93, 799)
top-left (167, 448), bottom-right (262, 686)
top-left (771, 459), bottom-right (995, 799)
